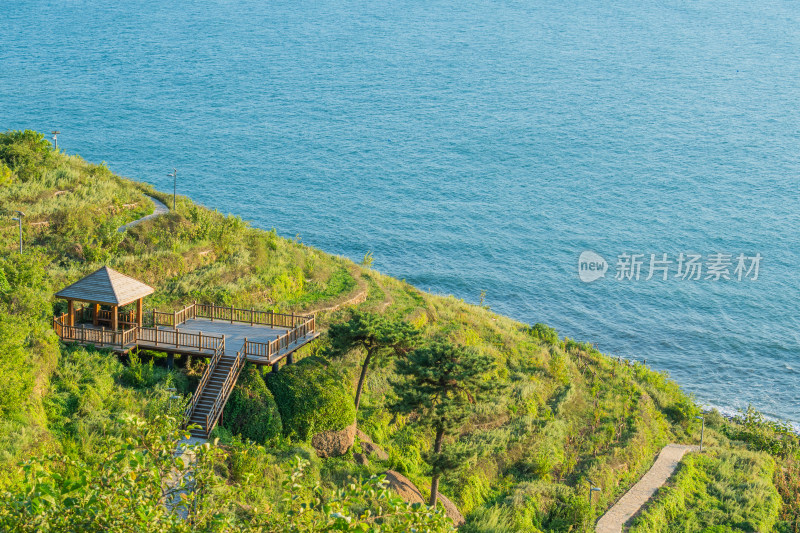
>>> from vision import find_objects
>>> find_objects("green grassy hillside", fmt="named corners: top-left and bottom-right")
top-left (0, 130), bottom-right (797, 532)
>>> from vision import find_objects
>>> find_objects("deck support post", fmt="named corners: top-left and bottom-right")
top-left (272, 361), bottom-right (280, 373)
top-left (287, 353), bottom-right (294, 365)
top-left (167, 352), bottom-right (174, 369)
top-left (136, 298), bottom-right (143, 328)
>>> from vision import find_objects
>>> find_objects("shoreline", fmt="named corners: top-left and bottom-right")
top-left (141, 182), bottom-right (800, 435)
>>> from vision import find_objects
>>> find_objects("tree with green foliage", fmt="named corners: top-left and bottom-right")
top-left (391, 341), bottom-right (495, 508)
top-left (325, 311), bottom-right (418, 412)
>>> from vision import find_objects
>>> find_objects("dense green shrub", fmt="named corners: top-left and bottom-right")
top-left (0, 130), bottom-right (53, 181)
top-left (266, 356), bottom-right (356, 441)
top-left (119, 350), bottom-right (158, 389)
top-left (222, 364), bottom-right (282, 444)
top-left (528, 323), bottom-right (559, 346)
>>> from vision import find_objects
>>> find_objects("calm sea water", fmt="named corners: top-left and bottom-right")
top-left (3, 0), bottom-right (799, 423)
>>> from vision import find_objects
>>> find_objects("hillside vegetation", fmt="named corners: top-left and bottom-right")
top-left (0, 130), bottom-right (797, 532)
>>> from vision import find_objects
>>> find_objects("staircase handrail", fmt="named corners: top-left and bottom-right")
top-left (183, 338), bottom-right (225, 426)
top-left (204, 350), bottom-right (245, 435)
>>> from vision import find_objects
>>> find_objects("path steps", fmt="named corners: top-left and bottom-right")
top-left (117, 195), bottom-right (169, 233)
top-left (187, 354), bottom-right (239, 438)
top-left (596, 444), bottom-right (699, 533)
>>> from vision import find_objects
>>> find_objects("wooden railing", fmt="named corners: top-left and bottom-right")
top-left (184, 339), bottom-right (226, 425)
top-left (54, 303), bottom-right (315, 364)
top-left (64, 306), bottom-right (138, 328)
top-left (53, 313), bottom-right (224, 353)
top-left (174, 303), bottom-right (196, 326)
top-left (150, 303), bottom-right (310, 330)
top-left (95, 308), bottom-right (137, 327)
top-left (194, 303), bottom-right (310, 329)
top-left (241, 316), bottom-right (316, 362)
top-left (151, 303), bottom-right (195, 328)
top-left (135, 327), bottom-right (223, 352)
top-left (204, 350), bottom-right (245, 435)
top-left (53, 312), bottom-right (69, 337)
top-left (55, 322), bottom-right (138, 347)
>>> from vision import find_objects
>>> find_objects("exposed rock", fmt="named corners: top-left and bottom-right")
top-left (353, 452), bottom-right (369, 465)
top-left (311, 422), bottom-right (356, 458)
top-left (356, 429), bottom-right (389, 460)
top-left (382, 470), bottom-right (465, 527)
top-left (436, 492), bottom-right (466, 526)
top-left (361, 440), bottom-right (389, 461)
top-left (383, 470), bottom-right (425, 505)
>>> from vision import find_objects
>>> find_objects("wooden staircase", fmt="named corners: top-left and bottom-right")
top-left (183, 340), bottom-right (245, 439)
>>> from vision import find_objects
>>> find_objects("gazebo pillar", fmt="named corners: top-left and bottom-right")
top-left (93, 303), bottom-right (100, 327)
top-left (136, 298), bottom-right (143, 327)
top-left (67, 299), bottom-right (75, 327)
top-left (111, 305), bottom-right (119, 331)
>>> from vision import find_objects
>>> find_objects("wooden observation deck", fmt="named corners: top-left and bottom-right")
top-left (52, 266), bottom-right (318, 438)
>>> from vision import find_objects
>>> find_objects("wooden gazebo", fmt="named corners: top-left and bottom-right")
top-left (55, 266), bottom-right (154, 330)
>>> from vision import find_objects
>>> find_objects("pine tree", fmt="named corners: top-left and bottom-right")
top-left (391, 340), bottom-right (495, 507)
top-left (325, 311), bottom-right (418, 412)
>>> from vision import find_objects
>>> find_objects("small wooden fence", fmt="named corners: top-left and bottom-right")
top-left (53, 315), bottom-right (225, 353)
top-left (151, 302), bottom-right (312, 329)
top-left (241, 315), bottom-right (316, 362)
top-left (65, 306), bottom-right (139, 328)
top-left (55, 322), bottom-right (138, 347)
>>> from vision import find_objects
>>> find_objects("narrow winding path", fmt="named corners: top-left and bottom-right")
top-left (118, 195), bottom-right (169, 232)
top-left (165, 435), bottom-right (207, 520)
top-left (306, 265), bottom-right (369, 314)
top-left (596, 444), bottom-right (699, 533)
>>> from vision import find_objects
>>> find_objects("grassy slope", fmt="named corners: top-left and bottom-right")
top-left (0, 132), bottom-right (795, 531)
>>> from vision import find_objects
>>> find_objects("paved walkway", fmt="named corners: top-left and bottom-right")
top-left (165, 436), bottom-right (207, 519)
top-left (117, 195), bottom-right (169, 232)
top-left (596, 444), bottom-right (699, 533)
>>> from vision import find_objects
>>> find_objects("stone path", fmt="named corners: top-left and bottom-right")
top-left (165, 435), bottom-right (207, 519)
top-left (117, 195), bottom-right (169, 232)
top-left (596, 444), bottom-right (699, 533)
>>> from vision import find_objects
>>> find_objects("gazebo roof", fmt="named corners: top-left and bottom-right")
top-left (55, 266), bottom-right (154, 307)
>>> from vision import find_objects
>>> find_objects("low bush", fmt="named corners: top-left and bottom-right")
top-left (119, 350), bottom-right (158, 389)
top-left (528, 323), bottom-right (559, 346)
top-left (222, 364), bottom-right (282, 444)
top-left (266, 356), bottom-right (356, 441)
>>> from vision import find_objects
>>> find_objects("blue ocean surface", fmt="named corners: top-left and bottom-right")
top-left (2, 0), bottom-right (799, 423)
